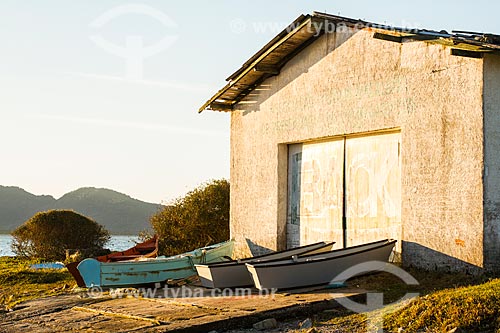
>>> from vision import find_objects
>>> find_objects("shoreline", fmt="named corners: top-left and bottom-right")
top-left (0, 235), bottom-right (141, 257)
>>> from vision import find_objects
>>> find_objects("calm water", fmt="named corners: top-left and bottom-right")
top-left (0, 234), bottom-right (139, 257)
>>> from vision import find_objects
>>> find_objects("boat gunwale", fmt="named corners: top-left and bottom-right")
top-left (246, 239), bottom-right (396, 269)
top-left (195, 241), bottom-right (336, 268)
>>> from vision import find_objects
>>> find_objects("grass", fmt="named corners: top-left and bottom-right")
top-left (385, 278), bottom-right (500, 332)
top-left (0, 256), bottom-right (75, 310)
top-left (2, 257), bottom-right (500, 332)
top-left (311, 267), bottom-right (497, 333)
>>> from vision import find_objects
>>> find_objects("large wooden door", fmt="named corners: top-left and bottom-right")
top-left (345, 133), bottom-right (401, 247)
top-left (287, 132), bottom-right (401, 249)
top-left (287, 140), bottom-right (344, 248)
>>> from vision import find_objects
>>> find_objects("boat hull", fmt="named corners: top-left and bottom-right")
top-left (246, 239), bottom-right (396, 290)
top-left (78, 240), bottom-right (234, 287)
top-left (196, 241), bottom-right (336, 289)
top-left (66, 235), bottom-right (159, 287)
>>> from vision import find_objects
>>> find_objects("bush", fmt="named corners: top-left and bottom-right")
top-left (11, 210), bottom-right (110, 261)
top-left (151, 179), bottom-right (230, 256)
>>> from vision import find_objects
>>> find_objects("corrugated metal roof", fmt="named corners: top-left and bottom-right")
top-left (199, 12), bottom-right (500, 113)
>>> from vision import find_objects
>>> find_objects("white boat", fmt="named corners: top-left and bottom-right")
top-left (246, 239), bottom-right (397, 290)
top-left (195, 241), bottom-right (336, 288)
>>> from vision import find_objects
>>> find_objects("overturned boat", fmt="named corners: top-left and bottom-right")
top-left (77, 240), bottom-right (234, 288)
top-left (195, 241), bottom-right (336, 288)
top-left (246, 239), bottom-right (396, 290)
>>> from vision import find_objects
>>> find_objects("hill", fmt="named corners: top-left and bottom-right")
top-left (0, 186), bottom-right (56, 232)
top-left (0, 186), bottom-right (160, 234)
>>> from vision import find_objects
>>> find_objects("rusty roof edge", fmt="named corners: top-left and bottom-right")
top-left (313, 11), bottom-right (500, 46)
top-left (199, 15), bottom-right (314, 113)
top-left (312, 11), bottom-right (422, 35)
top-left (199, 11), bottom-right (500, 113)
top-left (226, 14), bottom-right (310, 81)
top-left (198, 82), bottom-right (232, 113)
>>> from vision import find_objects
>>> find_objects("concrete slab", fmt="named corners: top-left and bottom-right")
top-left (0, 286), bottom-right (365, 333)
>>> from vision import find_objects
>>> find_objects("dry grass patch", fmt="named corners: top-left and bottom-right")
top-left (311, 267), bottom-right (492, 332)
top-left (0, 256), bottom-right (74, 309)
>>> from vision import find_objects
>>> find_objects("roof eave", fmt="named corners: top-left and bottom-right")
top-left (199, 12), bottom-right (500, 113)
top-left (199, 14), bottom-right (315, 113)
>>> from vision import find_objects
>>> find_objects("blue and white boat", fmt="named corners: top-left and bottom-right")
top-left (77, 240), bottom-right (234, 288)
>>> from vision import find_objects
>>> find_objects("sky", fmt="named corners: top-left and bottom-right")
top-left (1, 0), bottom-right (499, 204)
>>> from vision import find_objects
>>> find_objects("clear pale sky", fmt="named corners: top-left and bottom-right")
top-left (1, 0), bottom-right (498, 204)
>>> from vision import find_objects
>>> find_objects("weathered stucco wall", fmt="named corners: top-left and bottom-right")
top-left (400, 43), bottom-right (484, 273)
top-left (230, 28), bottom-right (484, 272)
top-left (484, 54), bottom-right (500, 273)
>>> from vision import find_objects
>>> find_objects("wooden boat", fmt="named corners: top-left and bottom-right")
top-left (195, 241), bottom-right (336, 288)
top-left (97, 235), bottom-right (159, 262)
top-left (246, 239), bottom-right (396, 290)
top-left (66, 235), bottom-right (159, 287)
top-left (77, 240), bottom-right (234, 288)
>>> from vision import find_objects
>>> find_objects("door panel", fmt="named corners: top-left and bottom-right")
top-left (287, 144), bottom-right (302, 248)
top-left (345, 133), bottom-right (401, 247)
top-left (287, 140), bottom-right (344, 248)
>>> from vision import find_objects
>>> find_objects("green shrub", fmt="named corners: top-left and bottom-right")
top-left (11, 210), bottom-right (110, 260)
top-left (151, 179), bottom-right (230, 256)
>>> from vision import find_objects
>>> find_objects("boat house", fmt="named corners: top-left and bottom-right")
top-left (199, 12), bottom-right (500, 274)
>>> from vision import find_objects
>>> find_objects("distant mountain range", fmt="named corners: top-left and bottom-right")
top-left (0, 186), bottom-right (161, 235)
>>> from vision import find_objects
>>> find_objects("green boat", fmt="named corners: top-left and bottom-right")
top-left (77, 240), bottom-right (234, 288)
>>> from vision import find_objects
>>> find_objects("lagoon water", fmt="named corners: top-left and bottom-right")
top-left (0, 234), bottom-right (139, 257)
